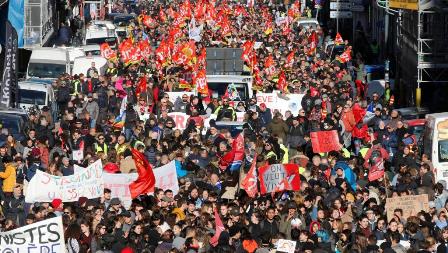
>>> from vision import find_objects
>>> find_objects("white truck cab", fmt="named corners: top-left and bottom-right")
top-left (85, 21), bottom-right (118, 49)
top-left (424, 113), bottom-right (448, 184)
top-left (26, 47), bottom-right (84, 79)
top-left (18, 81), bottom-right (55, 111)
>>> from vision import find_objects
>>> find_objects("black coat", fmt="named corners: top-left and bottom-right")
top-left (4, 195), bottom-right (26, 226)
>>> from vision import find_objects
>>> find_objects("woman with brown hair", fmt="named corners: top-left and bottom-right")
top-left (45, 162), bottom-right (63, 176)
top-left (65, 223), bottom-right (84, 253)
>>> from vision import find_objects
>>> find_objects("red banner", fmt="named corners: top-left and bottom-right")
top-left (310, 130), bottom-right (341, 153)
top-left (258, 164), bottom-right (300, 194)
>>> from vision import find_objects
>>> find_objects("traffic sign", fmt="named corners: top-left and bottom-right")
top-left (330, 11), bottom-right (353, 18)
top-left (330, 2), bottom-right (352, 10)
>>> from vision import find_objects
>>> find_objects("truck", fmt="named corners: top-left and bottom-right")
top-left (26, 47), bottom-right (85, 80)
top-left (424, 113), bottom-right (448, 184)
top-left (18, 81), bottom-right (55, 111)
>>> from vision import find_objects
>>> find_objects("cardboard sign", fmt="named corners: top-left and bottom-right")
top-left (0, 217), bottom-right (65, 252)
top-left (104, 173), bottom-right (138, 209)
top-left (26, 160), bottom-right (104, 203)
top-left (385, 194), bottom-right (429, 222)
top-left (310, 130), bottom-right (342, 153)
top-left (277, 239), bottom-right (297, 253)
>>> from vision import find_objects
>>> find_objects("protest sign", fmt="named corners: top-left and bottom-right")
top-left (256, 92), bottom-right (304, 116)
top-left (0, 216), bottom-right (65, 252)
top-left (310, 130), bottom-right (342, 153)
top-left (26, 160), bottom-right (104, 203)
top-left (72, 149), bottom-right (84, 161)
top-left (104, 173), bottom-right (138, 208)
top-left (277, 239), bottom-right (297, 253)
top-left (258, 164), bottom-right (300, 194)
top-left (385, 194), bottom-right (429, 222)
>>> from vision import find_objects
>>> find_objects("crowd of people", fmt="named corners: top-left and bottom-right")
top-left (0, 0), bottom-right (444, 253)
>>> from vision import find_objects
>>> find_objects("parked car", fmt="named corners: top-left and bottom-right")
top-left (0, 108), bottom-right (29, 145)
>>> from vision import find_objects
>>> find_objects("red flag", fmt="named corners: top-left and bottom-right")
top-left (241, 154), bottom-right (258, 198)
top-left (197, 48), bottom-right (206, 69)
top-left (308, 31), bottom-right (317, 56)
top-left (119, 38), bottom-right (134, 64)
top-left (129, 149), bottom-right (156, 199)
top-left (285, 50), bottom-right (295, 68)
top-left (241, 40), bottom-right (254, 63)
top-left (100, 43), bottom-right (117, 60)
top-left (310, 130), bottom-right (341, 153)
top-left (210, 208), bottom-right (224, 247)
top-left (136, 76), bottom-right (147, 98)
top-left (142, 15), bottom-right (157, 29)
top-left (194, 69), bottom-right (208, 94)
top-left (335, 32), bottom-right (344, 45)
top-left (277, 71), bottom-right (287, 92)
top-left (229, 133), bottom-right (244, 171)
top-left (179, 0), bottom-right (192, 19)
top-left (337, 48), bottom-right (352, 63)
top-left (138, 39), bottom-right (152, 60)
top-left (159, 9), bottom-right (167, 23)
top-left (264, 55), bottom-right (276, 77)
top-left (258, 164), bottom-right (301, 194)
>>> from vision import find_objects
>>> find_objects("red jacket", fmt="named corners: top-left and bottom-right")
top-left (341, 110), bottom-right (356, 132)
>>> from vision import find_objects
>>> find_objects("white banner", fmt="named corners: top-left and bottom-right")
top-left (168, 112), bottom-right (245, 130)
top-left (104, 173), bottom-right (138, 209)
top-left (26, 160), bottom-right (104, 203)
top-left (0, 217), bottom-right (65, 252)
top-left (153, 161), bottom-right (179, 195)
top-left (256, 92), bottom-right (304, 116)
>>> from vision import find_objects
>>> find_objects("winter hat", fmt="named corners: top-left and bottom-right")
top-left (51, 199), bottom-right (63, 209)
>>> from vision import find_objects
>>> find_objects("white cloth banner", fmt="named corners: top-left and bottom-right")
top-left (0, 217), bottom-right (65, 252)
top-left (103, 173), bottom-right (138, 209)
top-left (26, 160), bottom-right (104, 203)
top-left (168, 112), bottom-right (245, 130)
top-left (256, 92), bottom-right (305, 116)
top-left (153, 161), bottom-right (179, 195)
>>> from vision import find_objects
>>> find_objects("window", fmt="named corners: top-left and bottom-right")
top-left (439, 140), bottom-right (448, 163)
top-left (208, 82), bottom-right (248, 101)
top-left (27, 63), bottom-right (66, 78)
top-left (19, 89), bottom-right (46, 105)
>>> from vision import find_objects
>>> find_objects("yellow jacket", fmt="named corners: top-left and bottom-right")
top-left (172, 208), bottom-right (186, 221)
top-left (0, 163), bottom-right (16, 193)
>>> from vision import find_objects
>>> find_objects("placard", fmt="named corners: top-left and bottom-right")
top-left (385, 194), bottom-right (429, 222)
top-left (389, 0), bottom-right (418, 10)
top-left (277, 239), bottom-right (297, 253)
top-left (0, 217), bottom-right (65, 252)
top-left (25, 160), bottom-right (104, 203)
top-left (310, 130), bottom-right (342, 153)
top-left (73, 149), bottom-right (84, 161)
top-left (151, 161), bottom-right (180, 195)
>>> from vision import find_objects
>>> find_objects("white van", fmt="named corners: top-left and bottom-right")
top-left (18, 81), bottom-right (55, 110)
top-left (424, 113), bottom-right (448, 183)
top-left (72, 56), bottom-right (108, 76)
top-left (26, 47), bottom-right (84, 79)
